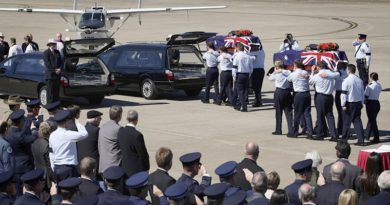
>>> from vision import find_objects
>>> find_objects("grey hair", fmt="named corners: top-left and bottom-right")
top-left (378, 170), bottom-right (390, 191)
top-left (109, 105), bottom-right (123, 121)
top-left (252, 172), bottom-right (268, 194)
top-left (126, 110), bottom-right (138, 122)
top-left (305, 150), bottom-right (322, 168)
top-left (298, 183), bottom-right (315, 202)
top-left (331, 161), bottom-right (346, 181)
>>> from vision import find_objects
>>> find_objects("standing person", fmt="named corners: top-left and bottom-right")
top-left (7, 37), bottom-right (23, 57)
top-left (341, 64), bottom-right (365, 145)
top-left (338, 189), bottom-right (357, 205)
top-left (66, 105), bottom-right (81, 132)
top-left (249, 43), bottom-right (265, 107)
top-left (204, 183), bottom-right (229, 205)
top-left (352, 34), bottom-right (371, 88)
top-left (24, 35), bottom-right (39, 53)
top-left (287, 60), bottom-right (313, 138)
top-left (246, 172), bottom-right (269, 203)
top-left (97, 166), bottom-right (128, 205)
top-left (298, 184), bottom-right (316, 205)
top-left (98, 105), bottom-right (122, 174)
top-left (44, 101), bottom-right (61, 130)
top-left (0, 33), bottom-right (10, 61)
top-left (309, 61), bottom-right (340, 140)
top-left (55, 33), bottom-right (65, 57)
top-left (28, 34), bottom-right (39, 51)
top-left (201, 41), bottom-right (220, 104)
top-left (49, 110), bottom-right (88, 180)
top-left (149, 147), bottom-right (176, 205)
top-left (215, 46), bottom-right (234, 105)
top-left (77, 110), bottom-right (102, 170)
top-left (57, 178), bottom-right (82, 205)
top-left (285, 159), bottom-right (313, 205)
top-left (22, 34), bottom-right (39, 52)
top-left (14, 168), bottom-right (46, 205)
top-left (126, 172), bottom-right (151, 205)
top-left (0, 171), bottom-right (17, 205)
top-left (0, 122), bottom-right (15, 173)
top-left (268, 60), bottom-right (293, 136)
top-left (365, 170), bottom-right (390, 205)
top-left (316, 162), bottom-right (346, 205)
top-left (215, 161), bottom-right (241, 196)
top-left (43, 38), bottom-right (63, 103)
top-left (117, 110), bottom-right (149, 176)
top-left (78, 157), bottom-right (103, 197)
top-left (279, 33), bottom-right (299, 52)
top-left (364, 72), bottom-right (382, 143)
top-left (335, 61), bottom-right (349, 135)
top-left (232, 42), bottom-right (254, 112)
top-left (25, 99), bottom-right (43, 132)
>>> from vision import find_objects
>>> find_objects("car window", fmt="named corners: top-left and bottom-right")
top-left (168, 46), bottom-right (204, 69)
top-left (65, 57), bottom-right (104, 74)
top-left (14, 57), bottom-right (45, 75)
top-left (0, 57), bottom-right (16, 71)
top-left (116, 48), bottom-right (163, 69)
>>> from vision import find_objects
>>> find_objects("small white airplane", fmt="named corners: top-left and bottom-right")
top-left (0, 0), bottom-right (226, 39)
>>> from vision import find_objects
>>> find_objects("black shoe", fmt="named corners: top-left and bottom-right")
top-left (234, 106), bottom-right (241, 111)
top-left (252, 103), bottom-right (261, 107)
top-left (213, 101), bottom-right (221, 105)
top-left (329, 137), bottom-right (339, 142)
top-left (306, 134), bottom-right (314, 140)
top-left (354, 142), bottom-right (367, 146)
top-left (312, 136), bottom-right (324, 141)
top-left (241, 108), bottom-right (248, 112)
top-left (272, 131), bottom-right (282, 135)
top-left (201, 99), bottom-right (210, 104)
top-left (370, 138), bottom-right (380, 143)
top-left (287, 133), bottom-right (297, 138)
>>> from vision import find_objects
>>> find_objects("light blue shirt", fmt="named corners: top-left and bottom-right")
top-left (203, 50), bottom-right (219, 67)
top-left (0, 135), bottom-right (15, 173)
top-left (217, 53), bottom-right (233, 71)
top-left (269, 70), bottom-right (291, 89)
top-left (287, 68), bottom-right (310, 92)
top-left (365, 81), bottom-right (382, 100)
top-left (309, 69), bottom-right (340, 95)
top-left (49, 121), bottom-right (88, 166)
top-left (232, 51), bottom-right (255, 73)
top-left (335, 69), bottom-right (348, 91)
top-left (341, 74), bottom-right (365, 106)
top-left (249, 49), bottom-right (265, 69)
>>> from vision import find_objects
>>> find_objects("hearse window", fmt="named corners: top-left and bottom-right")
top-left (116, 48), bottom-right (163, 69)
top-left (65, 57), bottom-right (104, 74)
top-left (168, 46), bottom-right (204, 69)
top-left (14, 57), bottom-right (45, 75)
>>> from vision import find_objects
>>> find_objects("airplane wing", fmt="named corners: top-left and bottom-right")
top-left (106, 6), bottom-right (226, 15)
top-left (0, 8), bottom-right (83, 14)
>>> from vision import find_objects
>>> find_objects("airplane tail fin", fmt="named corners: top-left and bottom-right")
top-left (138, 0), bottom-right (142, 25)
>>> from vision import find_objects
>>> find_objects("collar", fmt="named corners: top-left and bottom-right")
top-left (25, 191), bottom-right (39, 198)
top-left (126, 123), bottom-right (136, 128)
top-left (303, 203), bottom-right (316, 205)
top-left (244, 157), bottom-right (257, 164)
top-left (157, 168), bottom-right (168, 173)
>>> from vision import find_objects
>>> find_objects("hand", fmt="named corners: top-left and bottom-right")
top-left (153, 185), bottom-right (164, 198)
top-left (50, 182), bottom-right (57, 195)
top-left (243, 168), bottom-right (254, 183)
top-left (342, 106), bottom-right (347, 111)
top-left (55, 69), bottom-right (61, 74)
top-left (319, 72), bottom-right (328, 78)
top-left (199, 164), bottom-right (208, 176)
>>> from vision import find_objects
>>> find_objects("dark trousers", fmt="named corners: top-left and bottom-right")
top-left (315, 93), bottom-right (337, 138)
top-left (217, 70), bottom-right (233, 103)
top-left (293, 92), bottom-right (313, 136)
top-left (232, 73), bottom-right (250, 110)
top-left (366, 100), bottom-right (380, 140)
top-left (46, 77), bottom-right (60, 103)
top-left (204, 67), bottom-right (219, 101)
top-left (335, 91), bottom-right (344, 134)
top-left (274, 88), bottom-right (293, 134)
top-left (251, 69), bottom-right (265, 105)
top-left (54, 165), bottom-right (79, 182)
top-left (356, 59), bottom-right (368, 88)
top-left (342, 102), bottom-right (365, 143)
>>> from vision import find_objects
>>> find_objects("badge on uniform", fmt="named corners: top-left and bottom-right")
top-left (7, 147), bottom-right (13, 154)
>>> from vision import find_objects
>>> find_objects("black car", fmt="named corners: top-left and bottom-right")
top-left (0, 38), bottom-right (116, 105)
top-left (99, 32), bottom-right (217, 99)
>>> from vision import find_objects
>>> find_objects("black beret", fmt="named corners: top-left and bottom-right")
top-left (87, 110), bottom-right (103, 119)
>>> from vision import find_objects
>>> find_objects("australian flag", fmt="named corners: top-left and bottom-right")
top-left (301, 51), bottom-right (348, 70)
top-left (207, 35), bottom-right (261, 52)
top-left (273, 50), bottom-right (303, 65)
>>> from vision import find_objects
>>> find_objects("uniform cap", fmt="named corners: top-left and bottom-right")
top-left (103, 166), bottom-right (125, 181)
top-left (204, 183), bottom-right (229, 199)
top-left (291, 159), bottom-right (313, 173)
top-left (20, 168), bottom-right (44, 182)
top-left (58, 177), bottom-right (82, 189)
top-left (3, 95), bottom-right (24, 105)
top-left (45, 101), bottom-right (61, 112)
top-left (223, 190), bottom-right (246, 205)
top-left (87, 110), bottom-right (103, 119)
top-left (247, 197), bottom-right (269, 205)
top-left (358, 34), bottom-right (367, 39)
top-left (25, 99), bottom-right (41, 107)
top-left (73, 195), bottom-right (99, 205)
top-left (179, 152), bottom-right (201, 165)
top-left (215, 161), bottom-right (238, 178)
top-left (53, 110), bottom-right (70, 122)
top-left (0, 170), bottom-right (15, 184)
top-left (164, 182), bottom-right (188, 200)
top-left (9, 109), bottom-right (25, 121)
top-left (126, 171), bottom-right (149, 188)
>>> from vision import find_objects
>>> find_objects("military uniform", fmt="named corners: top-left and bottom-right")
top-left (97, 166), bottom-right (128, 205)
top-left (335, 68), bottom-right (348, 135)
top-left (215, 161), bottom-right (241, 197)
top-left (202, 50), bottom-right (220, 103)
top-left (364, 80), bottom-right (382, 142)
top-left (0, 135), bottom-right (15, 173)
top-left (57, 177), bottom-right (82, 205)
top-left (353, 34), bottom-right (371, 87)
top-left (285, 159), bottom-right (313, 205)
top-left (204, 183), bottom-right (228, 204)
top-left (216, 52), bottom-right (234, 105)
top-left (14, 168), bottom-right (45, 205)
top-left (0, 171), bottom-right (16, 205)
top-left (44, 101), bottom-right (61, 131)
top-left (223, 189), bottom-right (246, 205)
top-left (126, 171), bottom-right (150, 205)
top-left (249, 47), bottom-right (265, 107)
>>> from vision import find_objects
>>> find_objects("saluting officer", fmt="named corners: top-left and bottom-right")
top-left (202, 42), bottom-right (220, 104)
top-left (364, 72), bottom-right (382, 143)
top-left (44, 101), bottom-right (61, 131)
top-left (309, 61), bottom-right (340, 141)
top-left (232, 43), bottom-right (255, 112)
top-left (0, 171), bottom-right (17, 205)
top-left (215, 161), bottom-right (241, 197)
top-left (341, 64), bottom-right (365, 146)
top-left (284, 159), bottom-right (313, 205)
top-left (287, 60), bottom-right (313, 138)
top-left (334, 61), bottom-right (349, 135)
top-left (14, 168), bottom-right (46, 205)
top-left (268, 60), bottom-right (293, 136)
top-left (249, 43), bottom-right (265, 107)
top-left (215, 46), bottom-right (234, 105)
top-left (126, 171), bottom-right (150, 205)
top-left (353, 34), bottom-right (371, 88)
top-left (25, 99), bottom-right (43, 131)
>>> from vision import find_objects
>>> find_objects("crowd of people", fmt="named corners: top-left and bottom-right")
top-left (201, 33), bottom-right (380, 146)
top-left (0, 99), bottom-right (389, 205)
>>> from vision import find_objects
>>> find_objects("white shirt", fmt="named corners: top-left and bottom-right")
top-left (232, 51), bottom-right (254, 74)
top-left (49, 120), bottom-right (88, 166)
top-left (8, 45), bottom-right (23, 57)
top-left (202, 50), bottom-right (219, 67)
top-left (287, 68), bottom-right (310, 92)
top-left (56, 41), bottom-right (64, 57)
top-left (269, 69), bottom-right (291, 89)
top-left (279, 40), bottom-right (299, 52)
top-left (309, 69), bottom-right (340, 95)
top-left (365, 81), bottom-right (382, 100)
top-left (249, 49), bottom-right (265, 69)
top-left (341, 74), bottom-right (365, 106)
top-left (353, 41), bottom-right (371, 65)
top-left (217, 53), bottom-right (233, 71)
top-left (24, 44), bottom-right (35, 53)
top-left (335, 69), bottom-right (348, 91)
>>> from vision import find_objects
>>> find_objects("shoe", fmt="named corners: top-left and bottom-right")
top-left (312, 136), bottom-right (324, 141)
top-left (234, 106), bottom-right (241, 111)
top-left (272, 131), bottom-right (282, 135)
top-left (354, 142), bottom-right (367, 146)
top-left (287, 133), bottom-right (297, 138)
top-left (241, 108), bottom-right (248, 112)
top-left (306, 134), bottom-right (314, 140)
top-left (329, 137), bottom-right (339, 142)
top-left (370, 138), bottom-right (380, 143)
top-left (201, 99), bottom-right (210, 104)
top-left (213, 101), bottom-right (221, 105)
top-left (225, 102), bottom-right (231, 106)
top-left (299, 128), bottom-right (307, 135)
top-left (252, 103), bottom-right (261, 107)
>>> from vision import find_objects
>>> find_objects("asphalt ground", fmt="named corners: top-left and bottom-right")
top-left (1, 0), bottom-right (390, 187)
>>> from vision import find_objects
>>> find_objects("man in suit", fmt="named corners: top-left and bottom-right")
top-left (117, 110), bottom-right (149, 176)
top-left (366, 170), bottom-right (390, 205)
top-left (317, 162), bottom-right (345, 205)
top-left (322, 141), bottom-right (362, 189)
top-left (285, 159), bottom-right (313, 205)
top-left (77, 110), bottom-right (102, 170)
top-left (298, 184), bottom-right (316, 205)
top-left (14, 168), bottom-right (46, 205)
top-left (149, 147), bottom-right (176, 205)
top-left (235, 142), bottom-right (265, 191)
top-left (97, 166), bottom-right (128, 205)
top-left (78, 157), bottom-right (103, 198)
top-left (98, 106), bottom-right (122, 174)
top-left (43, 38), bottom-right (63, 103)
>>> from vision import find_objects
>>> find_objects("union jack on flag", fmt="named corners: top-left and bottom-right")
top-left (301, 51), bottom-right (337, 70)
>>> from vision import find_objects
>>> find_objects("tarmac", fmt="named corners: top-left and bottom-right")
top-left (0, 0), bottom-right (390, 187)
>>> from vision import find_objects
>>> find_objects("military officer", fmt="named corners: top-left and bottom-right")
top-left (284, 159), bottom-right (313, 205)
top-left (0, 122), bottom-right (15, 173)
top-left (334, 61), bottom-right (349, 135)
top-left (215, 46), bottom-right (234, 105)
top-left (223, 189), bottom-right (246, 205)
top-left (204, 183), bottom-right (229, 205)
top-left (215, 161), bottom-right (240, 197)
top-left (97, 166), bottom-right (128, 205)
top-left (364, 72), bottom-right (382, 143)
top-left (44, 101), bottom-right (61, 130)
top-left (201, 41), bottom-right (220, 104)
top-left (341, 64), bottom-right (365, 145)
top-left (2, 96), bottom-right (24, 127)
top-left (14, 168), bottom-right (45, 205)
top-left (353, 34), bottom-right (371, 87)
top-left (25, 99), bottom-right (43, 131)
top-left (126, 171), bottom-right (150, 205)
top-left (177, 152), bottom-right (211, 200)
top-left (248, 43), bottom-right (265, 107)
top-left (0, 170), bottom-right (17, 205)
top-left (163, 182), bottom-right (189, 205)
top-left (309, 61), bottom-right (340, 140)
top-left (73, 195), bottom-right (99, 205)
top-left (58, 178), bottom-right (82, 205)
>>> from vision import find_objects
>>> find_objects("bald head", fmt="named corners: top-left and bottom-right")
top-left (331, 161), bottom-right (346, 181)
top-left (378, 170), bottom-right (390, 192)
top-left (245, 142), bottom-right (259, 160)
top-left (56, 33), bottom-right (62, 41)
top-left (299, 184), bottom-right (315, 203)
